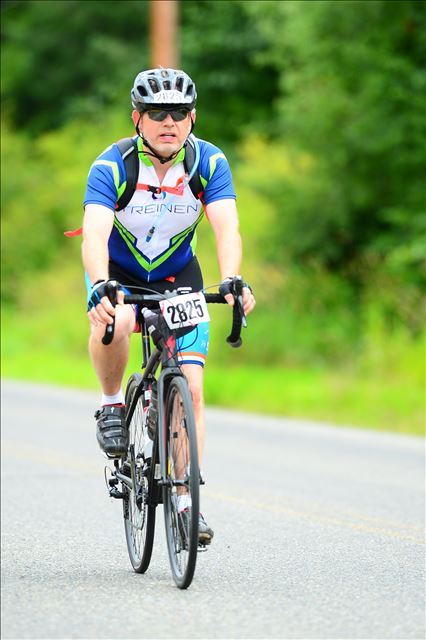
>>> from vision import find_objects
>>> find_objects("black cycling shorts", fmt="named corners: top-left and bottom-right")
top-left (108, 257), bottom-right (209, 367)
top-left (108, 255), bottom-right (204, 295)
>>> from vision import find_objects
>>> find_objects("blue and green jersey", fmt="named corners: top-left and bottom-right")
top-left (83, 136), bottom-right (236, 282)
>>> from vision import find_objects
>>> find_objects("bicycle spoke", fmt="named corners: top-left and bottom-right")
top-left (163, 377), bottom-right (199, 589)
top-left (122, 374), bottom-right (156, 573)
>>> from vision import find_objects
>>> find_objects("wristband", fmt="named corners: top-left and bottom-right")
top-left (219, 276), bottom-right (252, 298)
top-left (87, 279), bottom-right (119, 311)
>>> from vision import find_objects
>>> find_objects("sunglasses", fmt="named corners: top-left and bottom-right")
top-left (145, 108), bottom-right (191, 122)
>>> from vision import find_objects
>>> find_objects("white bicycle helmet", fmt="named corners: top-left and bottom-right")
top-left (131, 68), bottom-right (197, 111)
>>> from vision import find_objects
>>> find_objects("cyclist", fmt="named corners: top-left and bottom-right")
top-left (82, 68), bottom-right (255, 544)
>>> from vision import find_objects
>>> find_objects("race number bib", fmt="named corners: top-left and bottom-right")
top-left (160, 292), bottom-right (210, 330)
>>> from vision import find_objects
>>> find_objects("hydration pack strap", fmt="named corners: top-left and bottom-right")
top-left (184, 136), bottom-right (204, 199)
top-left (64, 135), bottom-right (204, 238)
top-left (136, 175), bottom-right (186, 197)
top-left (115, 137), bottom-right (139, 211)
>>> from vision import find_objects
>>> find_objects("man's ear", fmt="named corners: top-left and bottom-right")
top-left (191, 109), bottom-right (197, 124)
top-left (132, 110), bottom-right (142, 127)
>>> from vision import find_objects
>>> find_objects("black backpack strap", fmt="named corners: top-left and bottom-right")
top-left (183, 137), bottom-right (204, 200)
top-left (115, 137), bottom-right (139, 210)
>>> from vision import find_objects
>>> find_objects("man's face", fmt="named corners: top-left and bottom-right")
top-left (132, 108), bottom-right (194, 158)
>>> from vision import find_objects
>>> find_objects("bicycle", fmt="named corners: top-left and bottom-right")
top-left (102, 276), bottom-right (246, 589)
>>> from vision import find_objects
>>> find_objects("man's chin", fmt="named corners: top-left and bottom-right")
top-left (156, 143), bottom-right (180, 156)
top-left (143, 140), bottom-right (181, 159)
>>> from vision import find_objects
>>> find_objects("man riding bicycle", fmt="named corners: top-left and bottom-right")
top-left (82, 68), bottom-right (255, 544)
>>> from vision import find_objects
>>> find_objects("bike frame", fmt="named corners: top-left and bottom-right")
top-left (114, 313), bottom-right (187, 507)
top-left (104, 279), bottom-right (247, 586)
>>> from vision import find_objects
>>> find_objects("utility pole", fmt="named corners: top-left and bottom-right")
top-left (150, 0), bottom-right (179, 68)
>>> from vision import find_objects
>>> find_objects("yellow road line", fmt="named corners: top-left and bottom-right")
top-left (2, 442), bottom-right (100, 475)
top-left (3, 441), bottom-right (424, 546)
top-left (204, 490), bottom-right (426, 545)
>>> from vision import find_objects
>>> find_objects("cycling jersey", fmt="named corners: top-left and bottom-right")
top-left (84, 135), bottom-right (236, 282)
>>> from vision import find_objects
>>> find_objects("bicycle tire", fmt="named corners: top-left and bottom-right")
top-left (163, 375), bottom-right (200, 589)
top-left (123, 373), bottom-right (156, 573)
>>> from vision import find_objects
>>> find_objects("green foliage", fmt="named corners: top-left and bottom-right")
top-left (1, 0), bottom-right (149, 134)
top-left (1, 0), bottom-right (425, 434)
top-left (2, 0), bottom-right (279, 147)
top-left (239, 1), bottom-right (426, 332)
top-left (0, 111), bottom-right (131, 303)
top-left (2, 287), bottom-right (424, 434)
top-left (180, 0), bottom-right (279, 147)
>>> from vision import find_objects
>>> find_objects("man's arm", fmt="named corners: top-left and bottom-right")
top-left (82, 204), bottom-right (114, 282)
top-left (205, 198), bottom-right (255, 315)
top-left (82, 204), bottom-right (117, 326)
top-left (205, 199), bottom-right (242, 279)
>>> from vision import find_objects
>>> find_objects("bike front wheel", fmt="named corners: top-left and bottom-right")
top-left (163, 375), bottom-right (200, 589)
top-left (123, 373), bottom-right (156, 573)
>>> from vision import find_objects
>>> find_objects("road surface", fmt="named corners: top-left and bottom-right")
top-left (1, 380), bottom-right (425, 639)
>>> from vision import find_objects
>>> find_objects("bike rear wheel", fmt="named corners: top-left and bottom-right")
top-left (163, 375), bottom-right (200, 589)
top-left (123, 373), bottom-right (156, 573)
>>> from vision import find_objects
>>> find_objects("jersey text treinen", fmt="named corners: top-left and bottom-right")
top-left (83, 136), bottom-right (236, 282)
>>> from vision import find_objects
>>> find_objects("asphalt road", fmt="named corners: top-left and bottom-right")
top-left (1, 380), bottom-right (425, 640)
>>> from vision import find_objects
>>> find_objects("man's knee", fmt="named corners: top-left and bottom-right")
top-left (89, 306), bottom-right (135, 343)
top-left (188, 376), bottom-right (204, 409)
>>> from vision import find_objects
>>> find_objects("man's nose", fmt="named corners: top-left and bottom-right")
top-left (163, 113), bottom-right (175, 125)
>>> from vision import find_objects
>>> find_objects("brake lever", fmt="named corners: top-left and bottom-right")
top-left (233, 277), bottom-right (247, 328)
top-left (236, 293), bottom-right (247, 328)
top-left (102, 281), bottom-right (119, 346)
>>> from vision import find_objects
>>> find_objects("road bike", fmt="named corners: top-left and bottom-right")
top-left (102, 277), bottom-right (246, 589)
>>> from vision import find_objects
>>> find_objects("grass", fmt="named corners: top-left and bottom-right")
top-left (1, 261), bottom-right (424, 438)
top-left (2, 313), bottom-right (424, 437)
top-left (205, 366), bottom-right (425, 436)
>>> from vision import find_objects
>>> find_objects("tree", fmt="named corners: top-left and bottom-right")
top-left (241, 1), bottom-right (426, 312)
top-left (1, 0), bottom-right (149, 134)
top-left (1, 0), bottom-right (279, 147)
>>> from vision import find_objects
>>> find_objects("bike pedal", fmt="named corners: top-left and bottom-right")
top-left (109, 487), bottom-right (126, 500)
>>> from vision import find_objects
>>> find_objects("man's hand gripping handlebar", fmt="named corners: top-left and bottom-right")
top-left (87, 279), bottom-right (120, 346)
top-left (219, 275), bottom-right (248, 348)
top-left (98, 276), bottom-right (251, 348)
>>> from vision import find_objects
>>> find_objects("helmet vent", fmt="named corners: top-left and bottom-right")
top-left (148, 78), bottom-right (160, 93)
top-left (137, 84), bottom-right (148, 97)
top-left (163, 81), bottom-right (171, 90)
top-left (175, 77), bottom-right (184, 92)
top-left (186, 83), bottom-right (194, 97)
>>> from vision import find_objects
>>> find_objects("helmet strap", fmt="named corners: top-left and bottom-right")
top-left (135, 115), bottom-right (195, 165)
top-left (135, 117), bottom-right (179, 165)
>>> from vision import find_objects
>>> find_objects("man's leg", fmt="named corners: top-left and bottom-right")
top-left (89, 304), bottom-right (135, 396)
top-left (180, 363), bottom-right (214, 544)
top-left (90, 304), bottom-right (135, 457)
top-left (181, 363), bottom-right (205, 465)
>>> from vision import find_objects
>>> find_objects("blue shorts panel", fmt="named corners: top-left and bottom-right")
top-left (176, 322), bottom-right (209, 367)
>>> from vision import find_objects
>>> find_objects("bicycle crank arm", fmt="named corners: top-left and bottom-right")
top-left (115, 470), bottom-right (133, 490)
